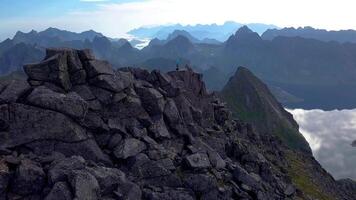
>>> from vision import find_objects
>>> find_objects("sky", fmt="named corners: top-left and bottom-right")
top-left (288, 108), bottom-right (356, 180)
top-left (1, 0), bottom-right (356, 40)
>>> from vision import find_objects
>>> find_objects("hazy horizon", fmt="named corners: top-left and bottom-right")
top-left (1, 0), bottom-right (356, 41)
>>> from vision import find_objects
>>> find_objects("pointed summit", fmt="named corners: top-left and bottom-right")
top-left (221, 67), bottom-right (311, 153)
top-left (225, 26), bottom-right (262, 50)
top-left (165, 35), bottom-right (194, 51)
top-left (234, 25), bottom-right (261, 40)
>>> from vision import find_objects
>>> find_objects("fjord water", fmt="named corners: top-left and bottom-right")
top-left (287, 108), bottom-right (356, 180)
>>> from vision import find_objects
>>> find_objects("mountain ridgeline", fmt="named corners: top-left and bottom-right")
top-left (3, 25), bottom-right (356, 109)
top-left (0, 48), bottom-right (354, 199)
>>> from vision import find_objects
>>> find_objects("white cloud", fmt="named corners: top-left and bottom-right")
top-left (288, 108), bottom-right (356, 180)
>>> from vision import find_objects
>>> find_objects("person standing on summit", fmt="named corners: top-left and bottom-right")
top-left (176, 58), bottom-right (180, 71)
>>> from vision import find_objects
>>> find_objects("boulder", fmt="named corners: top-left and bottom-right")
top-left (143, 188), bottom-right (194, 200)
top-left (115, 178), bottom-right (142, 200)
top-left (135, 86), bottom-right (165, 116)
top-left (113, 138), bottom-right (146, 159)
top-left (11, 159), bottom-right (45, 195)
top-left (148, 118), bottom-right (170, 139)
top-left (185, 153), bottom-right (211, 169)
top-left (78, 49), bottom-right (95, 61)
top-left (163, 99), bottom-right (181, 125)
top-left (69, 170), bottom-right (100, 200)
top-left (86, 166), bottom-right (124, 195)
top-left (44, 182), bottom-right (73, 200)
top-left (24, 54), bottom-right (72, 91)
top-left (48, 156), bottom-right (86, 184)
top-left (84, 60), bottom-right (114, 78)
top-left (89, 75), bottom-right (125, 93)
top-left (0, 160), bottom-right (10, 197)
top-left (0, 80), bottom-right (29, 104)
top-left (0, 103), bottom-right (89, 147)
top-left (233, 165), bottom-right (261, 190)
top-left (27, 86), bottom-right (88, 119)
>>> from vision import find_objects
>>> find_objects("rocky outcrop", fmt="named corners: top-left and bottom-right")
top-left (0, 48), bottom-right (353, 200)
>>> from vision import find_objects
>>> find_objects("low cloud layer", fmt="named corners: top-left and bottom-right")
top-left (288, 109), bottom-right (356, 180)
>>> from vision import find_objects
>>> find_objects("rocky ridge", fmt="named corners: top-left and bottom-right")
top-left (0, 48), bottom-right (353, 200)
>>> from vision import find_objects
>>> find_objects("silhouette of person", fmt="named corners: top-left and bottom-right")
top-left (176, 58), bottom-right (180, 71)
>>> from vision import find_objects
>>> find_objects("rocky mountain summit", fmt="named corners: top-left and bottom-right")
top-left (0, 48), bottom-right (354, 200)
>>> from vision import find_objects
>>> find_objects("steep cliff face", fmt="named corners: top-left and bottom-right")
top-left (0, 49), bottom-right (353, 200)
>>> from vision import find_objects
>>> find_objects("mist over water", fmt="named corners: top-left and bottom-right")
top-left (287, 108), bottom-right (356, 180)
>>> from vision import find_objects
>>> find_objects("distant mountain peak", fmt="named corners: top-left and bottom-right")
top-left (236, 25), bottom-right (253, 34)
top-left (234, 26), bottom-right (261, 40)
top-left (166, 35), bottom-right (193, 46)
top-left (166, 29), bottom-right (199, 43)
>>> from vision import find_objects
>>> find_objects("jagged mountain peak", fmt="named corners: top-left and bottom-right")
top-left (164, 35), bottom-right (195, 51)
top-left (166, 30), bottom-right (199, 43)
top-left (222, 66), bottom-right (311, 153)
top-left (233, 26), bottom-right (261, 40)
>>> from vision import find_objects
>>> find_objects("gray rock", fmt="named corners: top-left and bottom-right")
top-left (115, 179), bottom-right (142, 200)
top-left (89, 75), bottom-right (125, 93)
top-left (148, 118), bottom-right (170, 139)
top-left (163, 99), bottom-right (181, 125)
top-left (185, 153), bottom-right (211, 169)
top-left (24, 54), bottom-right (72, 91)
top-left (135, 86), bottom-right (165, 116)
top-left (0, 80), bottom-right (29, 104)
top-left (11, 159), bottom-right (45, 195)
top-left (233, 165), bottom-right (261, 190)
top-left (106, 134), bottom-right (123, 150)
top-left (71, 85), bottom-right (96, 101)
top-left (183, 173), bottom-right (217, 193)
top-left (207, 151), bottom-right (226, 169)
top-left (27, 86), bottom-right (88, 119)
top-left (144, 188), bottom-right (194, 200)
top-left (90, 86), bottom-right (113, 105)
top-left (84, 60), bottom-right (114, 78)
top-left (0, 160), bottom-right (10, 196)
top-left (284, 184), bottom-right (296, 196)
top-left (0, 103), bottom-right (89, 147)
top-left (113, 138), bottom-right (146, 159)
top-left (78, 49), bottom-right (95, 61)
top-left (69, 170), bottom-right (100, 200)
top-left (86, 166), bottom-right (124, 195)
top-left (48, 156), bottom-right (86, 184)
top-left (44, 182), bottom-right (73, 200)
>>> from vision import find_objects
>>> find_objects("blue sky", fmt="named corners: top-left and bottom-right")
top-left (1, 0), bottom-right (356, 41)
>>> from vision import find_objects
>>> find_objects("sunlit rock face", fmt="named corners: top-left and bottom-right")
top-left (288, 108), bottom-right (356, 180)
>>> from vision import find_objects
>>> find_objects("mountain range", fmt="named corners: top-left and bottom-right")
top-left (262, 26), bottom-right (356, 43)
top-left (128, 21), bottom-right (278, 41)
top-left (3, 25), bottom-right (356, 109)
